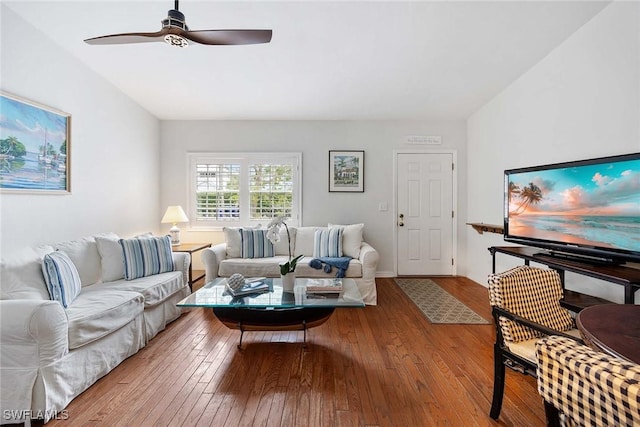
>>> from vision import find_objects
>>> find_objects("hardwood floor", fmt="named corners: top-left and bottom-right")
top-left (40, 277), bottom-right (545, 426)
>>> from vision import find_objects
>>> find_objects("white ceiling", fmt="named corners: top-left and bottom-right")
top-left (5, 1), bottom-right (610, 120)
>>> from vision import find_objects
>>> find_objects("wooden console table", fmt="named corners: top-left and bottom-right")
top-left (489, 246), bottom-right (640, 310)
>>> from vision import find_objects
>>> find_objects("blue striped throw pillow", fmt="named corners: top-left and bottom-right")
top-left (42, 251), bottom-right (82, 308)
top-left (313, 228), bottom-right (343, 258)
top-left (119, 235), bottom-right (175, 280)
top-left (240, 229), bottom-right (275, 259)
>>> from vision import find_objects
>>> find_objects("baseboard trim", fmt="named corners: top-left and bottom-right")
top-left (375, 271), bottom-right (395, 278)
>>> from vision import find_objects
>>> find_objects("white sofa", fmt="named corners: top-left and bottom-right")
top-left (0, 233), bottom-right (191, 424)
top-left (202, 225), bottom-right (379, 305)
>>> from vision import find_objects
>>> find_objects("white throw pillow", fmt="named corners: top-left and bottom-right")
top-left (328, 223), bottom-right (364, 259)
top-left (0, 246), bottom-right (53, 300)
top-left (95, 233), bottom-right (125, 282)
top-left (294, 227), bottom-right (320, 257)
top-left (54, 236), bottom-right (102, 286)
top-left (42, 251), bottom-right (82, 308)
top-left (273, 227), bottom-right (296, 256)
top-left (223, 227), bottom-right (242, 258)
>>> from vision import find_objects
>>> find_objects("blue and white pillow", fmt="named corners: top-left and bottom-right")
top-left (240, 229), bottom-right (275, 259)
top-left (313, 228), bottom-right (343, 258)
top-left (42, 251), bottom-right (82, 308)
top-left (119, 235), bottom-right (174, 280)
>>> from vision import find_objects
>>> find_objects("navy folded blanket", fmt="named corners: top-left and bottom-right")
top-left (309, 257), bottom-right (352, 278)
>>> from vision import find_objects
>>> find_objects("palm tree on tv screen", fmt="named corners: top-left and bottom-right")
top-left (508, 181), bottom-right (520, 203)
top-left (511, 182), bottom-right (543, 215)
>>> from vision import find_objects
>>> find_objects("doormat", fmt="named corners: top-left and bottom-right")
top-left (394, 278), bottom-right (490, 324)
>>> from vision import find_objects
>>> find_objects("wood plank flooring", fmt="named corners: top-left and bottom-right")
top-left (39, 277), bottom-right (545, 426)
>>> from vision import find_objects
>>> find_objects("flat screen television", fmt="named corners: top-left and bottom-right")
top-left (504, 152), bottom-right (640, 264)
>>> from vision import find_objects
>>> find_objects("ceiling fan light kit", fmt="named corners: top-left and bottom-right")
top-left (84, 0), bottom-right (272, 47)
top-left (164, 34), bottom-right (189, 48)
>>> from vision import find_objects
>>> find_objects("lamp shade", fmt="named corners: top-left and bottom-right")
top-left (161, 205), bottom-right (189, 224)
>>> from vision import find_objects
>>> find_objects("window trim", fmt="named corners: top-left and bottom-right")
top-left (187, 152), bottom-right (302, 230)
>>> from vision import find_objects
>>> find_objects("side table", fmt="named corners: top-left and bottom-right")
top-left (171, 243), bottom-right (212, 289)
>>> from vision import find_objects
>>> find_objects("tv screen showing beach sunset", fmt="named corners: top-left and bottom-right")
top-left (505, 155), bottom-right (640, 254)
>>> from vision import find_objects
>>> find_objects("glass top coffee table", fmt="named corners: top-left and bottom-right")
top-left (177, 277), bottom-right (364, 348)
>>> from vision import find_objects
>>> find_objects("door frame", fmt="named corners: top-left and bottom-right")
top-left (392, 149), bottom-right (458, 276)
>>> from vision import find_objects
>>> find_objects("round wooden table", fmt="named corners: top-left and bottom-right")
top-left (576, 304), bottom-right (640, 364)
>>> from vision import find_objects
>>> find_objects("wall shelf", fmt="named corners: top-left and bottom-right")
top-left (467, 222), bottom-right (504, 235)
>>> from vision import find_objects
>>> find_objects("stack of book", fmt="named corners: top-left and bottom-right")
top-left (225, 279), bottom-right (269, 297)
top-left (305, 279), bottom-right (343, 298)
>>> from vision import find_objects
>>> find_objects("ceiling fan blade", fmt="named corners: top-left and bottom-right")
top-left (84, 31), bottom-right (167, 45)
top-left (181, 29), bottom-right (272, 45)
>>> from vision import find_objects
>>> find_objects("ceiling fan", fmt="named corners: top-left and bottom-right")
top-left (84, 0), bottom-right (272, 48)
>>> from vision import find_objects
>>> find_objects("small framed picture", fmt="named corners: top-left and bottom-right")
top-left (0, 91), bottom-right (71, 194)
top-left (329, 150), bottom-right (364, 192)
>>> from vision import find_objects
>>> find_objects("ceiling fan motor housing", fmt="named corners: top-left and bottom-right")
top-left (162, 9), bottom-right (189, 31)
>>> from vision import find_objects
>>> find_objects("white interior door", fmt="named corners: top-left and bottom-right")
top-left (396, 152), bottom-right (455, 275)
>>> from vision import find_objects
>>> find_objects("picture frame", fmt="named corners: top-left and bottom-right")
top-left (329, 150), bottom-right (364, 192)
top-left (0, 91), bottom-right (71, 194)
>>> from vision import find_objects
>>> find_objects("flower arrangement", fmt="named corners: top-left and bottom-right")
top-left (266, 216), bottom-right (304, 275)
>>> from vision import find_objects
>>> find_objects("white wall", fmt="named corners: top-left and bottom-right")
top-left (0, 6), bottom-right (161, 255)
top-left (466, 2), bottom-right (639, 302)
top-left (160, 120), bottom-right (467, 275)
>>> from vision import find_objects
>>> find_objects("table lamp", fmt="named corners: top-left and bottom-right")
top-left (161, 205), bottom-right (189, 246)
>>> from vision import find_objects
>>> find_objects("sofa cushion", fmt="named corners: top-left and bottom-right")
top-left (95, 233), bottom-right (125, 282)
top-left (99, 271), bottom-right (185, 307)
top-left (42, 251), bottom-right (82, 308)
top-left (294, 227), bottom-right (321, 257)
top-left (54, 236), bottom-right (102, 287)
top-left (218, 257), bottom-right (363, 279)
top-left (65, 286), bottom-right (144, 350)
top-left (240, 229), bottom-right (275, 258)
top-left (296, 258), bottom-right (362, 278)
top-left (1, 246), bottom-right (53, 300)
top-left (219, 256), bottom-right (291, 278)
top-left (120, 236), bottom-right (174, 280)
top-left (314, 228), bottom-right (343, 258)
top-left (329, 223), bottom-right (364, 259)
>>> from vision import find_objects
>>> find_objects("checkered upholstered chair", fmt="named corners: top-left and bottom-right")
top-left (536, 335), bottom-right (640, 427)
top-left (488, 265), bottom-right (583, 420)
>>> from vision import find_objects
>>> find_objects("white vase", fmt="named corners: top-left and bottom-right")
top-left (281, 272), bottom-right (296, 292)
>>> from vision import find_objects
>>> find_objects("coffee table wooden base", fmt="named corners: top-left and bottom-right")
top-left (212, 307), bottom-right (335, 349)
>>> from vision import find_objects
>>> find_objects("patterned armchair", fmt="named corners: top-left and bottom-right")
top-left (536, 335), bottom-right (640, 426)
top-left (487, 265), bottom-right (583, 419)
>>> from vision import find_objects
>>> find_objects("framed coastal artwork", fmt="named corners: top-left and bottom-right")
top-left (329, 150), bottom-right (364, 192)
top-left (0, 91), bottom-right (71, 194)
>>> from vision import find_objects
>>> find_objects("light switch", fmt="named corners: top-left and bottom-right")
top-left (379, 202), bottom-right (388, 212)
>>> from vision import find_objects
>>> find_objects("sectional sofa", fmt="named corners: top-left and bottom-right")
top-left (0, 233), bottom-right (191, 424)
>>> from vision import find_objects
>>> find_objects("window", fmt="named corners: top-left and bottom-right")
top-left (189, 153), bottom-right (301, 228)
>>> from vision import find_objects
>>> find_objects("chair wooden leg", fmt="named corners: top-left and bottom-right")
top-left (490, 343), bottom-right (506, 419)
top-left (543, 401), bottom-right (561, 427)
